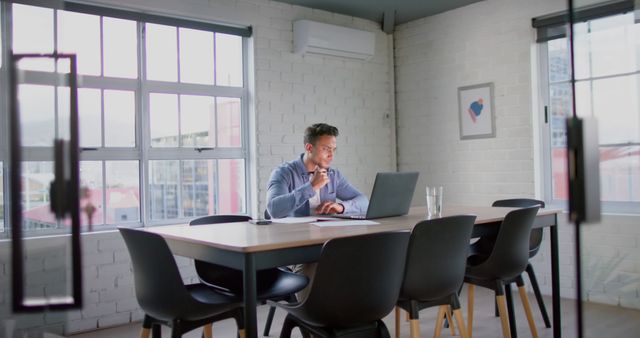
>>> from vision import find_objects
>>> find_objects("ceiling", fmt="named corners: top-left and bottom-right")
top-left (272, 0), bottom-right (485, 32)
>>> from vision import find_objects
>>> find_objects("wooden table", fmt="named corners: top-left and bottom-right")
top-left (146, 206), bottom-right (562, 338)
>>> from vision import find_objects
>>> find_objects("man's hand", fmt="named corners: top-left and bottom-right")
top-left (310, 166), bottom-right (329, 191)
top-left (315, 201), bottom-right (345, 215)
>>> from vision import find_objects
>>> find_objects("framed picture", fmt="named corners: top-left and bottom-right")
top-left (458, 82), bottom-right (495, 140)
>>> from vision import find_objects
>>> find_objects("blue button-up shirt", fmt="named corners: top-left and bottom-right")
top-left (266, 154), bottom-right (369, 218)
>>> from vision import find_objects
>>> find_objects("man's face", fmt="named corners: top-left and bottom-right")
top-left (306, 135), bottom-right (337, 169)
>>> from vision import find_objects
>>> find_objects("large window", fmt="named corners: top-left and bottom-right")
top-left (1, 3), bottom-right (250, 235)
top-left (541, 11), bottom-right (640, 212)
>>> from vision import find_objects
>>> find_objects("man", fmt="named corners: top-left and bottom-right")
top-left (266, 123), bottom-right (368, 218)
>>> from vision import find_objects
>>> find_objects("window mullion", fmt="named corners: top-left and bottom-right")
top-left (138, 20), bottom-right (148, 226)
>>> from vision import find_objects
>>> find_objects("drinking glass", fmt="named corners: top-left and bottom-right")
top-left (426, 186), bottom-right (443, 218)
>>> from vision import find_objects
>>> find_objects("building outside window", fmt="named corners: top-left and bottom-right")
top-left (0, 2), bottom-right (251, 236)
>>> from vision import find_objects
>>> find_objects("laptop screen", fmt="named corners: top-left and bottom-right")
top-left (364, 171), bottom-right (419, 219)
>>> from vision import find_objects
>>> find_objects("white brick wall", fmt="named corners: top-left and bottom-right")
top-left (0, 0), bottom-right (395, 336)
top-left (394, 0), bottom-right (640, 311)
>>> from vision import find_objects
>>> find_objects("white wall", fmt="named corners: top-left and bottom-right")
top-left (0, 0), bottom-right (395, 336)
top-left (394, 0), bottom-right (640, 311)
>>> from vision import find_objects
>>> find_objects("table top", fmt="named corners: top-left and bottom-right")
top-left (146, 206), bottom-right (560, 253)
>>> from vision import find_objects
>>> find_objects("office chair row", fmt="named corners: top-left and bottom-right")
top-left (119, 199), bottom-right (547, 338)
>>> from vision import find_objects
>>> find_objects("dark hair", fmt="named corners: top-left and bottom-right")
top-left (304, 123), bottom-right (339, 145)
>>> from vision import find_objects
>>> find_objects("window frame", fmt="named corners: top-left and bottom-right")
top-left (538, 12), bottom-right (640, 214)
top-left (0, 1), bottom-right (253, 236)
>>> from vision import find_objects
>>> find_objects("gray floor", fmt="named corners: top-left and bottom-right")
top-left (69, 287), bottom-right (640, 338)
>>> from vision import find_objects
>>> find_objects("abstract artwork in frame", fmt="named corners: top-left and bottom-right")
top-left (458, 82), bottom-right (495, 140)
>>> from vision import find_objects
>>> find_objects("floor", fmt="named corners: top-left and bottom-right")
top-left (69, 287), bottom-right (640, 338)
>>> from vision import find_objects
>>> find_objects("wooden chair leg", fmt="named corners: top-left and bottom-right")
top-left (140, 328), bottom-right (150, 338)
top-left (238, 329), bottom-right (246, 338)
top-left (202, 324), bottom-right (212, 338)
top-left (452, 308), bottom-right (469, 338)
top-left (434, 305), bottom-right (446, 338)
top-left (518, 286), bottom-right (540, 338)
top-left (410, 318), bottom-right (421, 338)
top-left (467, 284), bottom-right (475, 338)
top-left (395, 306), bottom-right (402, 338)
top-left (496, 295), bottom-right (512, 338)
top-left (446, 306), bottom-right (456, 336)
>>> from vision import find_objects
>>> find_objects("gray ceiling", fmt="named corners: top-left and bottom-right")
top-left (272, 0), bottom-right (485, 29)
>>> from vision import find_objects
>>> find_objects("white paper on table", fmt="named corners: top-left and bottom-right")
top-left (270, 217), bottom-right (318, 224)
top-left (311, 220), bottom-right (379, 227)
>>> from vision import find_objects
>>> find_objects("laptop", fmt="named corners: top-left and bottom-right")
top-left (331, 171), bottom-right (419, 220)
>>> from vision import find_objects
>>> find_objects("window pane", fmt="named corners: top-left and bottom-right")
top-left (12, 4), bottom-right (54, 71)
top-left (149, 160), bottom-right (179, 220)
top-left (179, 28), bottom-right (214, 84)
top-left (592, 75), bottom-right (640, 144)
top-left (19, 84), bottom-right (55, 147)
top-left (600, 145), bottom-right (640, 202)
top-left (180, 95), bottom-right (215, 147)
top-left (22, 162), bottom-right (56, 231)
top-left (149, 93), bottom-right (179, 147)
top-left (80, 161), bottom-right (103, 228)
top-left (145, 23), bottom-right (177, 82)
top-left (104, 90), bottom-right (135, 147)
top-left (547, 38), bottom-right (571, 83)
top-left (217, 97), bottom-right (242, 147)
top-left (104, 17), bottom-right (138, 78)
top-left (549, 82), bottom-right (573, 201)
top-left (588, 14), bottom-right (639, 78)
top-left (57, 10), bottom-right (101, 76)
top-left (181, 160), bottom-right (214, 217)
top-left (215, 33), bottom-right (243, 87)
top-left (79, 88), bottom-right (102, 147)
top-left (105, 161), bottom-right (139, 223)
top-left (218, 159), bottom-right (245, 214)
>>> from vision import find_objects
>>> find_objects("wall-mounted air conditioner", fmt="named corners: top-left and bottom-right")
top-left (293, 20), bottom-right (375, 61)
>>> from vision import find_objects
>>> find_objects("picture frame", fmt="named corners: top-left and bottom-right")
top-left (458, 82), bottom-right (495, 140)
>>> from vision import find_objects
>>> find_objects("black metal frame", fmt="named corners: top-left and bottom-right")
top-left (10, 53), bottom-right (82, 312)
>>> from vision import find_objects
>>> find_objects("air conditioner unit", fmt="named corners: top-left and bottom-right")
top-left (293, 20), bottom-right (375, 60)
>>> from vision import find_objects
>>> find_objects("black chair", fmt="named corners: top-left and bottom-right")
top-left (270, 231), bottom-right (410, 338)
top-left (395, 215), bottom-right (476, 338)
top-left (471, 199), bottom-right (551, 334)
top-left (465, 206), bottom-right (540, 338)
top-left (189, 215), bottom-right (309, 337)
top-left (119, 227), bottom-right (245, 338)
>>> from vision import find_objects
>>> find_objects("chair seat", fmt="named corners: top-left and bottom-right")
top-left (179, 284), bottom-right (242, 321)
top-left (202, 266), bottom-right (309, 300)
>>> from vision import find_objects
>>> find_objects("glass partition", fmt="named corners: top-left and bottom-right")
top-left (569, 0), bottom-right (640, 337)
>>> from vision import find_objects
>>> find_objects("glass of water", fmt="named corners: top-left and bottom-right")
top-left (426, 186), bottom-right (443, 219)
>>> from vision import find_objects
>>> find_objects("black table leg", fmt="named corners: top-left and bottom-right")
top-left (243, 254), bottom-right (258, 338)
top-left (550, 218), bottom-right (561, 338)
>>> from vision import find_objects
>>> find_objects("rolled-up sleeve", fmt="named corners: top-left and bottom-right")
top-left (266, 167), bottom-right (315, 218)
top-left (334, 171), bottom-right (369, 214)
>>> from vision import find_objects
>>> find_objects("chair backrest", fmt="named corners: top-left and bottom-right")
top-left (482, 206), bottom-right (540, 280)
top-left (189, 215), bottom-right (252, 290)
top-left (299, 231), bottom-right (410, 328)
top-left (492, 199), bottom-right (545, 255)
top-left (400, 215), bottom-right (476, 301)
top-left (119, 227), bottom-right (193, 321)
